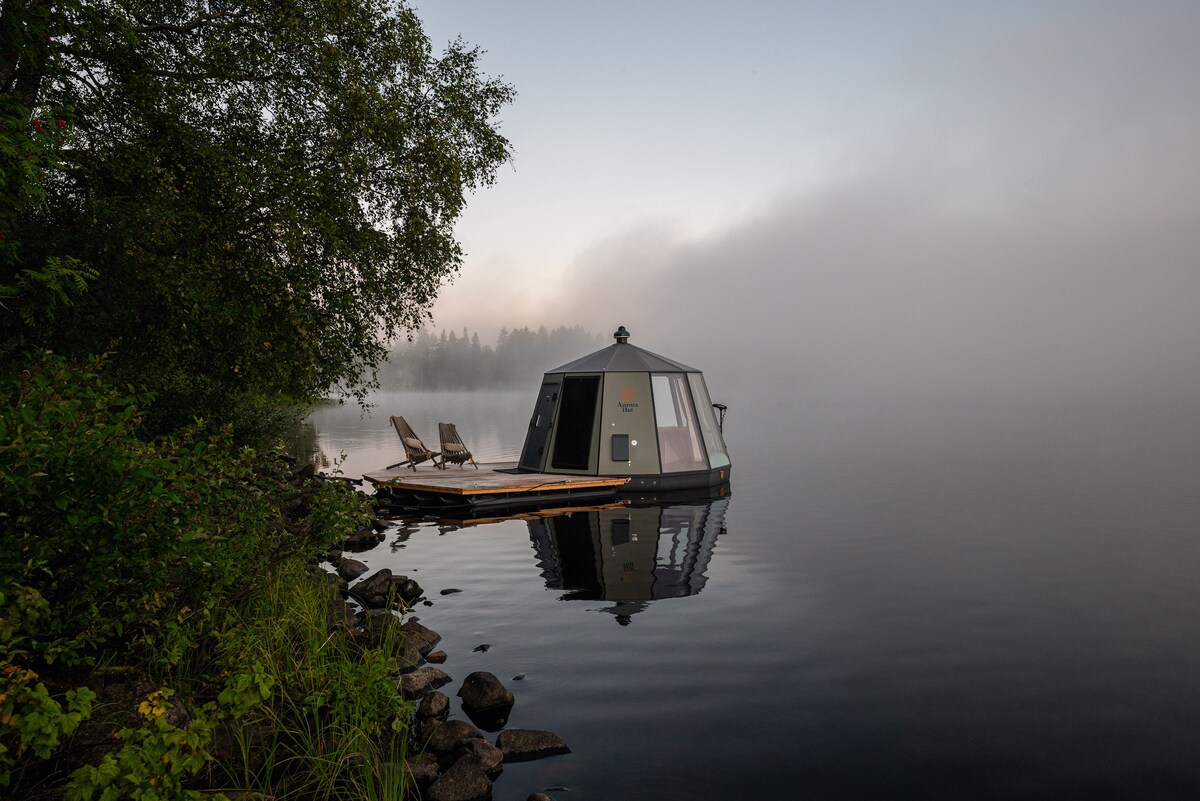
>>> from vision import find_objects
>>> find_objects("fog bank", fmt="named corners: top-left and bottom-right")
top-left (548, 7), bottom-right (1200, 401)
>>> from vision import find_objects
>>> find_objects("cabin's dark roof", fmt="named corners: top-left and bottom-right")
top-left (548, 342), bottom-right (699, 373)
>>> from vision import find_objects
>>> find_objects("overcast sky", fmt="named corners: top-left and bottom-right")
top-left (411, 1), bottom-right (1200, 398)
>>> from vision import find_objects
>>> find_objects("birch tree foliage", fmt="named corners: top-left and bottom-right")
top-left (0, 0), bottom-right (514, 431)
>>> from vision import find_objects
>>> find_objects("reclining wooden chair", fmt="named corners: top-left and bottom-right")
top-left (437, 422), bottom-right (478, 470)
top-left (387, 416), bottom-right (441, 470)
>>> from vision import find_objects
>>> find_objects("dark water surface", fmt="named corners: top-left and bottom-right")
top-left (306, 388), bottom-right (1200, 800)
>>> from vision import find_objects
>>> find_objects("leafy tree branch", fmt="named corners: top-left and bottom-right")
top-left (1, 0), bottom-right (515, 435)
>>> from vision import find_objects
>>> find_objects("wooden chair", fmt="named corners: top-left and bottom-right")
top-left (437, 422), bottom-right (478, 470)
top-left (387, 416), bottom-right (441, 470)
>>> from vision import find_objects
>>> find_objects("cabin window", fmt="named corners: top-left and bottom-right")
top-left (651, 373), bottom-right (708, 473)
top-left (687, 373), bottom-right (731, 469)
top-left (551, 375), bottom-right (600, 470)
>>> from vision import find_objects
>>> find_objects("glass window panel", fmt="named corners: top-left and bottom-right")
top-left (688, 373), bottom-right (730, 468)
top-left (652, 373), bottom-right (708, 473)
top-left (651, 374), bottom-right (677, 426)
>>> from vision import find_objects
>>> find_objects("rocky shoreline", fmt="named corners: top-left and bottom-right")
top-left (321, 498), bottom-right (570, 801)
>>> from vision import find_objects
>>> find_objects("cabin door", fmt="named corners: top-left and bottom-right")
top-left (520, 381), bottom-right (560, 470)
top-left (551, 375), bottom-right (601, 471)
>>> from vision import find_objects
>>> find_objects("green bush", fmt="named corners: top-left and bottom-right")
top-left (65, 690), bottom-right (220, 801)
top-left (0, 354), bottom-right (414, 799)
top-left (0, 353), bottom-right (317, 665)
top-left (0, 585), bottom-right (96, 787)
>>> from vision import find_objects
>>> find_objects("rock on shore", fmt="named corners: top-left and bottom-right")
top-left (325, 498), bottom-right (571, 801)
top-left (350, 568), bottom-right (423, 609)
top-left (400, 667), bottom-right (452, 698)
top-left (426, 754), bottom-right (493, 801)
top-left (496, 729), bottom-right (571, 762)
top-left (458, 671), bottom-right (514, 711)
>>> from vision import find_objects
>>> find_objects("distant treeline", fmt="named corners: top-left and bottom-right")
top-left (382, 325), bottom-right (605, 389)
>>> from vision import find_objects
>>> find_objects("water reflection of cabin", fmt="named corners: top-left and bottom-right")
top-left (518, 326), bottom-right (731, 490)
top-left (528, 498), bottom-right (728, 623)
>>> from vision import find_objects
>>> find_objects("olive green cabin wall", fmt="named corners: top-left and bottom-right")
top-left (598, 373), bottom-right (661, 475)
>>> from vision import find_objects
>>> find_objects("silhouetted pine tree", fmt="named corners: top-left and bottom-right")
top-left (383, 325), bottom-right (603, 389)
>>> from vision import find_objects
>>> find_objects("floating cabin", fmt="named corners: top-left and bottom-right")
top-left (366, 325), bottom-right (730, 511)
top-left (517, 326), bottom-right (731, 491)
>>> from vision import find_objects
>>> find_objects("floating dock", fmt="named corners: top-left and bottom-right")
top-left (363, 462), bottom-right (630, 512)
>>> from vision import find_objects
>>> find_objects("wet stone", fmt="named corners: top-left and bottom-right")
top-left (495, 729), bottom-right (570, 762)
top-left (338, 558), bottom-right (369, 581)
top-left (400, 618), bottom-right (442, 655)
top-left (350, 570), bottom-right (423, 608)
top-left (416, 691), bottom-right (450, 721)
top-left (405, 751), bottom-right (440, 787)
top-left (427, 754), bottom-right (493, 801)
top-left (426, 650), bottom-right (448, 664)
top-left (424, 719), bottom-right (484, 755)
top-left (399, 667), bottom-right (452, 699)
top-left (417, 716), bottom-right (441, 747)
top-left (451, 739), bottom-right (504, 776)
top-left (395, 639), bottom-right (426, 673)
top-left (395, 576), bottom-right (424, 605)
top-left (352, 569), bottom-right (397, 609)
top-left (458, 671), bottom-right (514, 712)
top-left (344, 527), bottom-right (385, 551)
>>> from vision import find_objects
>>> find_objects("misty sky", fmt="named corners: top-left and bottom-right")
top-left (412, 1), bottom-right (1200, 397)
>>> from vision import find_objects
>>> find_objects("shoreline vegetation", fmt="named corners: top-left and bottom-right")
top-left (2, 0), bottom-right (540, 796)
top-left (1, 356), bottom-right (569, 800)
top-left (1, 355), bottom-right (408, 799)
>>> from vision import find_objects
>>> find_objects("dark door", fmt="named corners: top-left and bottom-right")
top-left (519, 381), bottom-right (560, 470)
top-left (551, 375), bottom-right (601, 471)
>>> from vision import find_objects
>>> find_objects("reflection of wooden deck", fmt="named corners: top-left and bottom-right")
top-left (435, 501), bottom-right (630, 529)
top-left (363, 462), bottom-right (630, 511)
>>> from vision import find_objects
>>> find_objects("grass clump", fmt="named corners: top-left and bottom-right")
top-left (211, 562), bottom-right (413, 800)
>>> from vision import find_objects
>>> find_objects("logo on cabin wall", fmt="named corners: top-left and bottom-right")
top-left (618, 385), bottom-right (639, 413)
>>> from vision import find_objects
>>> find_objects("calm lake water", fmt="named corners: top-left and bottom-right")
top-left (305, 386), bottom-right (1200, 800)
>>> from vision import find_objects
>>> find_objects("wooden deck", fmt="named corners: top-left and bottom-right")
top-left (363, 461), bottom-right (630, 511)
